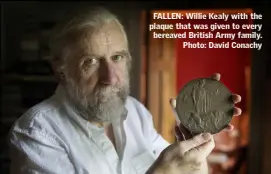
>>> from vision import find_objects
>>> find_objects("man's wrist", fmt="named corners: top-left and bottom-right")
top-left (146, 165), bottom-right (164, 174)
top-left (146, 156), bottom-right (166, 174)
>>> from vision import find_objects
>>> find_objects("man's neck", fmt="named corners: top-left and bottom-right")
top-left (104, 123), bottom-right (116, 148)
top-left (90, 121), bottom-right (116, 148)
top-left (90, 121), bottom-right (109, 128)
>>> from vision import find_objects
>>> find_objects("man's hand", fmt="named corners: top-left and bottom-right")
top-left (147, 133), bottom-right (214, 174)
top-left (146, 73), bottom-right (242, 174)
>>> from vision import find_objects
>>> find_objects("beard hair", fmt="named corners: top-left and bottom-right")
top-left (65, 76), bottom-right (130, 123)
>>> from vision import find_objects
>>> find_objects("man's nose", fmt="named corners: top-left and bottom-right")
top-left (99, 61), bottom-right (117, 85)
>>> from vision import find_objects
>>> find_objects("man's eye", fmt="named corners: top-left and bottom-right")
top-left (86, 58), bottom-right (99, 65)
top-left (111, 55), bottom-right (123, 62)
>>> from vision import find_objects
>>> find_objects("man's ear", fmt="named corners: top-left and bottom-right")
top-left (51, 57), bottom-right (66, 81)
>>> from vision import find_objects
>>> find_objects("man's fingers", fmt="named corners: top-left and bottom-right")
top-left (179, 133), bottom-right (212, 154)
top-left (210, 73), bottom-right (221, 81)
top-left (232, 94), bottom-right (242, 104)
top-left (170, 98), bottom-right (193, 140)
top-left (175, 126), bottom-right (186, 141)
top-left (224, 124), bottom-right (234, 131)
top-left (233, 107), bottom-right (242, 116)
top-left (170, 98), bottom-right (180, 122)
top-left (175, 124), bottom-right (193, 141)
top-left (184, 136), bottom-right (215, 162)
top-left (170, 98), bottom-right (176, 109)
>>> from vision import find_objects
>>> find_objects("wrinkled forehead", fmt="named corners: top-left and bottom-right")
top-left (75, 21), bottom-right (128, 57)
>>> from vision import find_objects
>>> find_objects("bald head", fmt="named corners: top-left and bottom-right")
top-left (50, 7), bottom-right (131, 123)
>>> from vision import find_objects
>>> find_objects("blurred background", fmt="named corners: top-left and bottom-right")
top-left (1, 1), bottom-right (270, 174)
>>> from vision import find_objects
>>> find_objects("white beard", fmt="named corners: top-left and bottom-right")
top-left (65, 77), bottom-right (130, 123)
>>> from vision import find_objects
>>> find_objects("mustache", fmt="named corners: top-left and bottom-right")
top-left (94, 85), bottom-right (121, 95)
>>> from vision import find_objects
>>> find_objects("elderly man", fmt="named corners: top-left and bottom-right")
top-left (9, 7), bottom-right (242, 174)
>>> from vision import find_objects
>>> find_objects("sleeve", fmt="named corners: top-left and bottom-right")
top-left (145, 110), bottom-right (170, 157)
top-left (131, 98), bottom-right (170, 157)
top-left (9, 127), bottom-right (75, 174)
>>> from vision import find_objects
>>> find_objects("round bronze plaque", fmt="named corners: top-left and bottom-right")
top-left (176, 78), bottom-right (234, 134)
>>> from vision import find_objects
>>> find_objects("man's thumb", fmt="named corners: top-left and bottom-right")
top-left (182, 133), bottom-right (212, 151)
top-left (184, 134), bottom-right (215, 162)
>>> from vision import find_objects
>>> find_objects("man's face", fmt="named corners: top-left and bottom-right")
top-left (62, 21), bottom-right (130, 123)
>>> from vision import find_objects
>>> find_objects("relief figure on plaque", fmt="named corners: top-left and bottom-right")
top-left (210, 111), bottom-right (224, 129)
top-left (186, 79), bottom-right (215, 130)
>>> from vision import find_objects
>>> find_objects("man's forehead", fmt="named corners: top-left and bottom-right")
top-left (77, 24), bottom-right (128, 55)
top-left (99, 31), bottom-right (114, 46)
